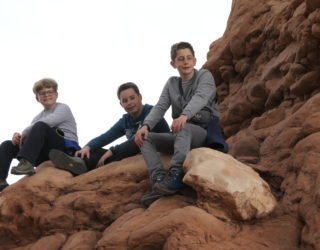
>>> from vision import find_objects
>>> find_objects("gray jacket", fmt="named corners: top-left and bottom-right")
top-left (144, 69), bottom-right (219, 130)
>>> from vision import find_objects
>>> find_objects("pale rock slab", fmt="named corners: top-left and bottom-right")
top-left (183, 148), bottom-right (277, 220)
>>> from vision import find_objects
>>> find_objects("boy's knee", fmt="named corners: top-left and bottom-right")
top-left (2, 140), bottom-right (15, 149)
top-left (141, 133), bottom-right (155, 145)
top-left (31, 121), bottom-right (51, 132)
top-left (32, 121), bottom-right (49, 129)
top-left (176, 124), bottom-right (191, 137)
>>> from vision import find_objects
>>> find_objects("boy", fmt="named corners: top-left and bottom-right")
top-left (49, 82), bottom-right (170, 175)
top-left (0, 78), bottom-right (80, 191)
top-left (135, 42), bottom-right (227, 207)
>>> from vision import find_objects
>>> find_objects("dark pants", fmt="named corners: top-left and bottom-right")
top-left (205, 116), bottom-right (229, 153)
top-left (0, 122), bottom-right (66, 180)
top-left (85, 140), bottom-right (141, 170)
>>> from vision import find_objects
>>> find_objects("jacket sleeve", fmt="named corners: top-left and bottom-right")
top-left (142, 81), bottom-right (172, 130)
top-left (86, 118), bottom-right (125, 151)
top-left (181, 70), bottom-right (215, 119)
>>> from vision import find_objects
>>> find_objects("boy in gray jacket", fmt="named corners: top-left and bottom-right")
top-left (135, 42), bottom-right (227, 207)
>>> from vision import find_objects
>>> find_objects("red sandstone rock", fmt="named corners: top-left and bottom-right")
top-left (1, 0), bottom-right (320, 249)
top-left (203, 0), bottom-right (320, 248)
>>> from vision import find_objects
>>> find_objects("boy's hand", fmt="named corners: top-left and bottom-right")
top-left (75, 146), bottom-right (90, 159)
top-left (97, 150), bottom-right (113, 167)
top-left (20, 134), bottom-right (26, 147)
top-left (135, 125), bottom-right (149, 147)
top-left (12, 132), bottom-right (21, 146)
top-left (171, 115), bottom-right (188, 133)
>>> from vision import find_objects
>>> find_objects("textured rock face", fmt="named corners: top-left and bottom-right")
top-left (203, 0), bottom-right (320, 248)
top-left (0, 156), bottom-right (298, 250)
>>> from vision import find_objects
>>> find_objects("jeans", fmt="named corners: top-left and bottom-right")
top-left (85, 140), bottom-right (141, 170)
top-left (0, 121), bottom-right (66, 180)
top-left (140, 123), bottom-right (207, 177)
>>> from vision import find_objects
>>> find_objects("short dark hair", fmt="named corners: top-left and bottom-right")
top-left (117, 82), bottom-right (140, 99)
top-left (170, 42), bottom-right (195, 61)
top-left (33, 78), bottom-right (58, 94)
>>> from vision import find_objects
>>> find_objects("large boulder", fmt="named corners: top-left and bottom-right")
top-left (183, 148), bottom-right (276, 220)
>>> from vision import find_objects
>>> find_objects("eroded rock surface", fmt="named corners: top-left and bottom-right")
top-left (0, 154), bottom-right (297, 250)
top-left (204, 0), bottom-right (320, 248)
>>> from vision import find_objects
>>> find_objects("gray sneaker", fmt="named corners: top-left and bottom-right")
top-left (11, 159), bottom-right (35, 175)
top-left (140, 169), bottom-right (166, 207)
top-left (140, 190), bottom-right (163, 208)
top-left (49, 149), bottom-right (87, 176)
top-left (0, 179), bottom-right (9, 192)
top-left (153, 167), bottom-right (184, 195)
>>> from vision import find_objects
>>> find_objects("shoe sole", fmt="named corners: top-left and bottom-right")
top-left (11, 168), bottom-right (35, 176)
top-left (0, 184), bottom-right (9, 192)
top-left (140, 192), bottom-right (163, 207)
top-left (49, 149), bottom-right (87, 175)
top-left (153, 182), bottom-right (180, 195)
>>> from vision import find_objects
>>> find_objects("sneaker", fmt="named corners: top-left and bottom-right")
top-left (0, 179), bottom-right (9, 192)
top-left (11, 159), bottom-right (35, 175)
top-left (49, 149), bottom-right (87, 176)
top-left (150, 169), bottom-right (166, 184)
top-left (140, 190), bottom-right (163, 207)
top-left (140, 169), bottom-right (166, 207)
top-left (153, 167), bottom-right (184, 195)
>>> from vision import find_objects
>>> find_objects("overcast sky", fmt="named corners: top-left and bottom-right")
top-left (0, 0), bottom-right (232, 184)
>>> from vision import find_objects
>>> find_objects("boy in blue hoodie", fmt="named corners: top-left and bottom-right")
top-left (49, 82), bottom-right (170, 175)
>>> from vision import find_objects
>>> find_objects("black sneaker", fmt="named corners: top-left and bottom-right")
top-left (153, 167), bottom-right (184, 195)
top-left (0, 179), bottom-right (9, 192)
top-left (11, 159), bottom-right (35, 175)
top-left (49, 149), bottom-right (87, 176)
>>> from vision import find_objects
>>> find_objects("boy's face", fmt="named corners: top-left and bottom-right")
top-left (171, 48), bottom-right (196, 80)
top-left (36, 87), bottom-right (58, 110)
top-left (119, 88), bottom-right (143, 117)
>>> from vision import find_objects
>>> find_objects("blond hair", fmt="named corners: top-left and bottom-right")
top-left (33, 78), bottom-right (58, 94)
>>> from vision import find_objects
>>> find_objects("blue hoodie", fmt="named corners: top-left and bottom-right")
top-left (86, 104), bottom-right (170, 154)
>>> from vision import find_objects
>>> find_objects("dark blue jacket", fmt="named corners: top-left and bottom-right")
top-left (86, 104), bottom-right (170, 154)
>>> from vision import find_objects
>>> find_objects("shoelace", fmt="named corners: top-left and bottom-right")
top-left (165, 171), bottom-right (179, 181)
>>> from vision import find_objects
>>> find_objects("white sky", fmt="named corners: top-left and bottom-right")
top-left (0, 0), bottom-right (232, 184)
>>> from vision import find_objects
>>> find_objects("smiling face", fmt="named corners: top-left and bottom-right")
top-left (171, 48), bottom-right (197, 81)
top-left (119, 87), bottom-right (143, 118)
top-left (36, 87), bottom-right (58, 110)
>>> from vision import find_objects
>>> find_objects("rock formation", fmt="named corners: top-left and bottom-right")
top-left (0, 152), bottom-right (289, 250)
top-left (1, 0), bottom-right (320, 249)
top-left (203, 0), bottom-right (320, 248)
